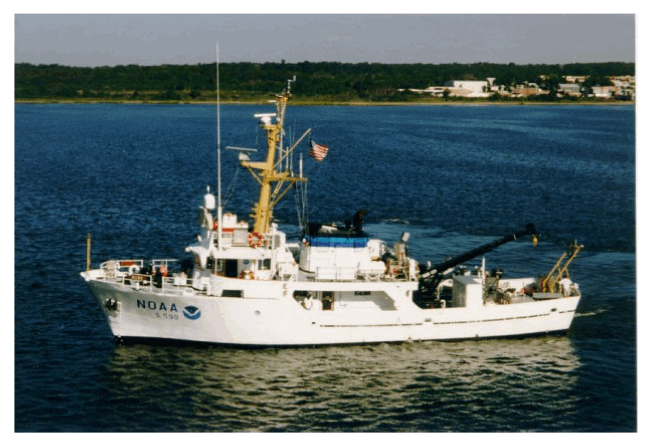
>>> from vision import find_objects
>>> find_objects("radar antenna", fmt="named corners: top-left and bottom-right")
top-left (286, 75), bottom-right (296, 94)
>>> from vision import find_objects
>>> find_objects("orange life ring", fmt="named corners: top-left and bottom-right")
top-left (239, 270), bottom-right (255, 280)
top-left (248, 232), bottom-right (265, 248)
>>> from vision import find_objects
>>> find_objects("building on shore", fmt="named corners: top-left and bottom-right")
top-left (509, 83), bottom-right (543, 97)
top-left (558, 83), bottom-right (582, 97)
top-left (565, 75), bottom-right (588, 84)
top-left (403, 75), bottom-right (634, 100)
top-left (443, 80), bottom-right (490, 98)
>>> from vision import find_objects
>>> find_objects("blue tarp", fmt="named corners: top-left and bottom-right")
top-left (308, 236), bottom-right (368, 248)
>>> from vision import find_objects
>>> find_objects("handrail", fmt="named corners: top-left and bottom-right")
top-left (98, 259), bottom-right (191, 291)
top-left (107, 271), bottom-right (194, 292)
top-left (100, 258), bottom-right (179, 270)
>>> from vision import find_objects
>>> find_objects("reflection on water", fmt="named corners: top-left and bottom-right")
top-left (101, 337), bottom-right (581, 432)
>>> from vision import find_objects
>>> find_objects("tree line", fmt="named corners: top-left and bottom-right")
top-left (15, 61), bottom-right (635, 102)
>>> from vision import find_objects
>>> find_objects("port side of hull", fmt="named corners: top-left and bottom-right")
top-left (84, 276), bottom-right (579, 346)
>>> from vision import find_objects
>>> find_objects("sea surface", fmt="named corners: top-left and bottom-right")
top-left (14, 102), bottom-right (636, 432)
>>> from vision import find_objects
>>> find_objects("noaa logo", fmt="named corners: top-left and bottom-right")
top-left (183, 306), bottom-right (201, 320)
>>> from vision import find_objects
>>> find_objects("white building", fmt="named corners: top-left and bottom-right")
top-left (444, 80), bottom-right (490, 98)
top-left (558, 83), bottom-right (582, 97)
top-left (565, 75), bottom-right (587, 84)
top-left (404, 86), bottom-right (449, 97)
top-left (591, 86), bottom-right (617, 99)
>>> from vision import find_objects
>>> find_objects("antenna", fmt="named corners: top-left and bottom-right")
top-left (287, 75), bottom-right (296, 94)
top-left (216, 43), bottom-right (223, 249)
top-left (217, 43), bottom-right (221, 208)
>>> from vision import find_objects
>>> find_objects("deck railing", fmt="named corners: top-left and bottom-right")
top-left (99, 259), bottom-right (193, 292)
top-left (97, 258), bottom-right (416, 290)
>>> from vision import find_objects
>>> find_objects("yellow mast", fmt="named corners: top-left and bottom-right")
top-left (240, 79), bottom-right (307, 234)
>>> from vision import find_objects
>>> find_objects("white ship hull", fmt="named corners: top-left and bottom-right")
top-left (81, 270), bottom-right (580, 346)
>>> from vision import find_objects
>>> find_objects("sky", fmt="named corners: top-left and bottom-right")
top-left (13, 12), bottom-right (636, 67)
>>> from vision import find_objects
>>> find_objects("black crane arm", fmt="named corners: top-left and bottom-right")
top-left (419, 223), bottom-right (538, 282)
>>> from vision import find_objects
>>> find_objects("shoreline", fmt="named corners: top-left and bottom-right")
top-left (14, 98), bottom-right (635, 107)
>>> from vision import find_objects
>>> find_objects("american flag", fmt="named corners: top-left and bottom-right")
top-left (309, 139), bottom-right (329, 161)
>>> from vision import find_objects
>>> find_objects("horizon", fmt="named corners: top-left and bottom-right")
top-left (14, 60), bottom-right (636, 68)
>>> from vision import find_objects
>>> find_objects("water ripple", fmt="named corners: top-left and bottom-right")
top-left (15, 104), bottom-right (636, 432)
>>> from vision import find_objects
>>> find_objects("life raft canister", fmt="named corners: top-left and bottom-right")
top-left (240, 270), bottom-right (255, 280)
top-left (248, 231), bottom-right (265, 248)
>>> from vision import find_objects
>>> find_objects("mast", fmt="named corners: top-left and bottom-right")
top-left (241, 77), bottom-right (308, 234)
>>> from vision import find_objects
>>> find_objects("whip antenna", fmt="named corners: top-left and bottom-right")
top-left (217, 43), bottom-right (221, 208)
top-left (216, 43), bottom-right (223, 248)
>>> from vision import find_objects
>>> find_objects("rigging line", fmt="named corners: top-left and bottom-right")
top-left (294, 154), bottom-right (302, 231)
top-left (274, 128), bottom-right (312, 170)
top-left (288, 127), bottom-right (293, 173)
top-left (300, 153), bottom-right (309, 230)
top-left (294, 175), bottom-right (309, 231)
top-left (222, 167), bottom-right (241, 208)
top-left (301, 181), bottom-right (309, 230)
top-left (294, 184), bottom-right (302, 231)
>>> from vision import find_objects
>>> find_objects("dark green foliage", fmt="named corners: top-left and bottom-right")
top-left (14, 61), bottom-right (635, 101)
top-left (154, 89), bottom-right (181, 100)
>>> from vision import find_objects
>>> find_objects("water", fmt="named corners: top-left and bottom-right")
top-left (14, 103), bottom-right (636, 432)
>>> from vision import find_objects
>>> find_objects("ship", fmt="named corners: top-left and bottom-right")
top-left (80, 76), bottom-right (583, 347)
